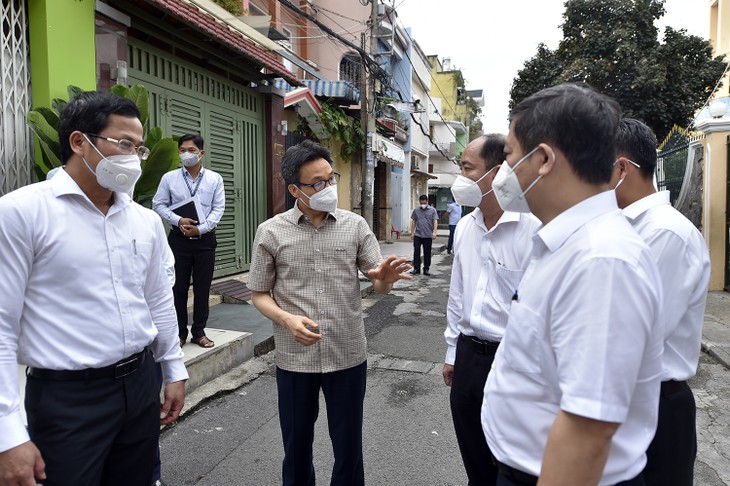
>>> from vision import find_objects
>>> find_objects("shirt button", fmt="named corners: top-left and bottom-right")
top-left (320, 311), bottom-right (325, 315)
top-left (315, 249), bottom-right (320, 252)
top-left (318, 289), bottom-right (323, 293)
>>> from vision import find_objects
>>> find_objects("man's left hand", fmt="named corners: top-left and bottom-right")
top-left (160, 380), bottom-right (186, 425)
top-left (180, 224), bottom-right (200, 237)
top-left (367, 256), bottom-right (412, 284)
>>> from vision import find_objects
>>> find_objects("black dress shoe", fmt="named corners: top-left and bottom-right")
top-left (423, 270), bottom-right (431, 276)
top-left (411, 269), bottom-right (420, 275)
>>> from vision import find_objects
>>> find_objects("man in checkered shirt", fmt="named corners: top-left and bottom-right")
top-left (249, 140), bottom-right (412, 486)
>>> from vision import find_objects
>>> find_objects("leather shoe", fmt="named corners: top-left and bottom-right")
top-left (423, 270), bottom-right (431, 276)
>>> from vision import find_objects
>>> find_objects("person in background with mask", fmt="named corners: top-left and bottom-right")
top-left (445, 198), bottom-right (462, 254)
top-left (153, 134), bottom-right (224, 349)
top-left (410, 194), bottom-right (438, 275)
top-left (443, 134), bottom-right (540, 485)
top-left (483, 84), bottom-right (664, 485)
top-left (248, 140), bottom-right (412, 486)
top-left (0, 91), bottom-right (187, 485)
top-left (611, 118), bottom-right (710, 486)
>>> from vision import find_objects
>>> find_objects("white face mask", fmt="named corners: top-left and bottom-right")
top-left (491, 147), bottom-right (541, 213)
top-left (420, 203), bottom-right (428, 209)
top-left (82, 134), bottom-right (142, 194)
top-left (180, 152), bottom-right (201, 168)
top-left (300, 184), bottom-right (338, 213)
top-left (450, 166), bottom-right (496, 207)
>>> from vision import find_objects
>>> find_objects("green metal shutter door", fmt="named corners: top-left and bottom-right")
top-left (127, 40), bottom-right (266, 278)
top-left (206, 108), bottom-right (243, 276)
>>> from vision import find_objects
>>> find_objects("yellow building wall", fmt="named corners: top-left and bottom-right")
top-left (711, 0), bottom-right (730, 97)
top-left (701, 130), bottom-right (728, 289)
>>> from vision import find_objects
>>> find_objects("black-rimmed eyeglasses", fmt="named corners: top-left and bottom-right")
top-left (296, 172), bottom-right (340, 192)
top-left (86, 133), bottom-right (151, 160)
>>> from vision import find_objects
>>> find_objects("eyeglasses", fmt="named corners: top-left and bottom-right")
top-left (86, 134), bottom-right (150, 160)
top-left (296, 172), bottom-right (340, 192)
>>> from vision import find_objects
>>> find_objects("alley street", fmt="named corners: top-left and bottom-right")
top-left (159, 251), bottom-right (730, 485)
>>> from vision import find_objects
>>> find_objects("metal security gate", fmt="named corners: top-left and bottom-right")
top-left (127, 40), bottom-right (266, 277)
top-left (657, 126), bottom-right (690, 205)
top-left (0, 0), bottom-right (32, 196)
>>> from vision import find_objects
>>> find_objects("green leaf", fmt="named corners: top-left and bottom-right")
top-left (134, 138), bottom-right (179, 197)
top-left (67, 85), bottom-right (84, 101)
top-left (145, 126), bottom-right (163, 149)
top-left (33, 106), bottom-right (60, 132)
top-left (127, 85), bottom-right (150, 130)
top-left (109, 84), bottom-right (129, 98)
top-left (51, 98), bottom-right (67, 116)
top-left (27, 111), bottom-right (62, 169)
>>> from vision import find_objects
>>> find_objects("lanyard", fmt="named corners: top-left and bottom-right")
top-left (182, 167), bottom-right (204, 197)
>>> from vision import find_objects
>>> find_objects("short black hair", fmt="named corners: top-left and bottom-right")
top-left (178, 133), bottom-right (204, 150)
top-left (58, 91), bottom-right (140, 163)
top-left (478, 133), bottom-right (506, 170)
top-left (419, 194), bottom-right (428, 201)
top-left (509, 83), bottom-right (621, 185)
top-left (616, 118), bottom-right (657, 180)
top-left (281, 139), bottom-right (335, 185)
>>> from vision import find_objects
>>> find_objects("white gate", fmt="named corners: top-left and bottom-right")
top-left (0, 0), bottom-right (33, 196)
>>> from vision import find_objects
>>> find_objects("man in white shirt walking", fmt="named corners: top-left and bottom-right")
top-left (445, 199), bottom-right (462, 254)
top-left (153, 134), bottom-right (225, 349)
top-left (0, 91), bottom-right (187, 485)
top-left (611, 118), bottom-right (710, 486)
top-left (483, 84), bottom-right (664, 485)
top-left (443, 134), bottom-right (540, 485)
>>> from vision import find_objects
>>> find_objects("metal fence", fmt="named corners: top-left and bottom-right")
top-left (0, 0), bottom-right (33, 196)
top-left (657, 126), bottom-right (692, 205)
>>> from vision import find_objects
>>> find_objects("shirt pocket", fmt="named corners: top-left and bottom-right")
top-left (490, 263), bottom-right (525, 303)
top-left (501, 303), bottom-right (543, 375)
top-left (131, 240), bottom-right (154, 288)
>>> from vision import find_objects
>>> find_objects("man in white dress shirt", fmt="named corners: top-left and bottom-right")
top-left (483, 84), bottom-right (664, 486)
top-left (611, 118), bottom-right (710, 486)
top-left (0, 91), bottom-right (188, 485)
top-left (153, 134), bottom-right (225, 349)
top-left (443, 134), bottom-right (540, 485)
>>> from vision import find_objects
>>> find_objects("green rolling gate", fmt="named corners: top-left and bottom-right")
top-left (127, 40), bottom-right (266, 277)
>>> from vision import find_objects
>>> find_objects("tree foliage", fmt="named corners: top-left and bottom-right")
top-left (509, 0), bottom-right (727, 141)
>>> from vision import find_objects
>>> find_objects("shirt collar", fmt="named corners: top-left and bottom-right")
top-left (622, 190), bottom-right (670, 222)
top-left (51, 167), bottom-right (131, 211)
top-left (285, 200), bottom-right (338, 224)
top-left (469, 207), bottom-right (520, 231)
top-left (537, 190), bottom-right (619, 253)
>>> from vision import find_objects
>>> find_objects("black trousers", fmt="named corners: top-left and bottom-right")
top-left (25, 350), bottom-right (161, 486)
top-left (169, 231), bottom-right (217, 340)
top-left (451, 333), bottom-right (499, 486)
top-left (276, 361), bottom-right (367, 486)
top-left (643, 380), bottom-right (696, 486)
top-left (413, 235), bottom-right (433, 272)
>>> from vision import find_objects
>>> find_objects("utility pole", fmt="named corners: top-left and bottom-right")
top-left (361, 0), bottom-right (378, 230)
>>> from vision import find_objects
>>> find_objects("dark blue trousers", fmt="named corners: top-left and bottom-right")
top-left (448, 224), bottom-right (457, 252)
top-left (25, 349), bottom-right (161, 486)
top-left (276, 361), bottom-right (367, 486)
top-left (497, 470), bottom-right (645, 486)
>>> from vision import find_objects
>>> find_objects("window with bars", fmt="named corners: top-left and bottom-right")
top-left (339, 52), bottom-right (361, 87)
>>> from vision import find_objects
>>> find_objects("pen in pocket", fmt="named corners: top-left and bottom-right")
top-left (133, 239), bottom-right (137, 255)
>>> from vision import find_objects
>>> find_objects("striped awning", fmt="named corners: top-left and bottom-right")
top-left (274, 79), bottom-right (360, 104)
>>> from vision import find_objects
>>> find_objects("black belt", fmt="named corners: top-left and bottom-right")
top-left (27, 347), bottom-right (149, 381)
top-left (172, 227), bottom-right (215, 240)
top-left (459, 332), bottom-right (500, 354)
top-left (494, 459), bottom-right (537, 486)
top-left (661, 379), bottom-right (688, 394)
